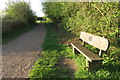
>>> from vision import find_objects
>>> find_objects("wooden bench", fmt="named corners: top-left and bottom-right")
top-left (71, 32), bottom-right (109, 70)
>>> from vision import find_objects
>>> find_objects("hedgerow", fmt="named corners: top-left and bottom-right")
top-left (42, 2), bottom-right (120, 78)
top-left (43, 2), bottom-right (119, 40)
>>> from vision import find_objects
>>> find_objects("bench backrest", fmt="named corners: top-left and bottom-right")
top-left (80, 32), bottom-right (109, 51)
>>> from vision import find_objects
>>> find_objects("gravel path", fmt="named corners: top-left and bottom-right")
top-left (2, 23), bottom-right (46, 78)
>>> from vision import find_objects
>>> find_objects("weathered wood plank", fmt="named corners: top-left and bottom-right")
top-left (80, 32), bottom-right (109, 51)
top-left (71, 43), bottom-right (103, 62)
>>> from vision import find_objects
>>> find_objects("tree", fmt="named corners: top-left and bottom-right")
top-left (6, 0), bottom-right (35, 24)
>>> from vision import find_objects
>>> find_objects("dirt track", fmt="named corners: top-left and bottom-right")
top-left (2, 23), bottom-right (46, 78)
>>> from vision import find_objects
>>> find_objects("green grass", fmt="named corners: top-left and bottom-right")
top-left (29, 23), bottom-right (73, 78)
top-left (65, 46), bottom-right (120, 78)
top-left (2, 23), bottom-right (37, 45)
top-left (29, 23), bottom-right (120, 78)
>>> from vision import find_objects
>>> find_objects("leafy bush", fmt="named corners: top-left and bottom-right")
top-left (6, 1), bottom-right (35, 24)
top-left (43, 2), bottom-right (119, 40)
top-left (2, 0), bottom-right (36, 42)
top-left (2, 19), bottom-right (26, 35)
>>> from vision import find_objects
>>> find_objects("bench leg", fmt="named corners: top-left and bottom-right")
top-left (73, 47), bottom-right (75, 54)
top-left (73, 47), bottom-right (79, 55)
top-left (86, 59), bottom-right (89, 68)
top-left (87, 60), bottom-right (102, 71)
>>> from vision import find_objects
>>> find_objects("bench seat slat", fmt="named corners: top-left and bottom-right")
top-left (71, 43), bottom-right (103, 62)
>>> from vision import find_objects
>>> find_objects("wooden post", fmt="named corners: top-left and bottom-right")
top-left (73, 47), bottom-right (75, 54)
top-left (86, 59), bottom-right (89, 68)
top-left (98, 36), bottom-right (105, 57)
top-left (73, 47), bottom-right (79, 55)
top-left (82, 41), bottom-right (85, 46)
top-left (99, 49), bottom-right (102, 57)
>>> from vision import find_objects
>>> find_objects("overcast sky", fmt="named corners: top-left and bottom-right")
top-left (0, 0), bottom-right (45, 17)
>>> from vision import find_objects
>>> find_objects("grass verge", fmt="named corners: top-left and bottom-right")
top-left (29, 23), bottom-right (73, 78)
top-left (2, 23), bottom-right (37, 45)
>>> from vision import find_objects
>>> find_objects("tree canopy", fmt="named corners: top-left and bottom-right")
top-left (6, 1), bottom-right (35, 24)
